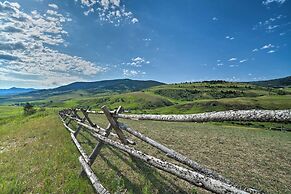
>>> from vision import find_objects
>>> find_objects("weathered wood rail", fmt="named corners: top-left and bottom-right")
top-left (59, 107), bottom-right (290, 193)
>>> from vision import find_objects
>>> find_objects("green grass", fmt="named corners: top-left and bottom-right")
top-left (0, 107), bottom-right (94, 193)
top-left (1, 81), bottom-right (291, 116)
top-left (1, 81), bottom-right (291, 193)
top-left (146, 81), bottom-right (288, 102)
top-left (144, 95), bottom-right (291, 114)
top-left (36, 92), bottom-right (174, 111)
top-left (0, 106), bottom-right (22, 118)
top-left (1, 107), bottom-right (291, 193)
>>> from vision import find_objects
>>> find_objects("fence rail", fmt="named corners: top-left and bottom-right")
top-left (58, 107), bottom-right (290, 193)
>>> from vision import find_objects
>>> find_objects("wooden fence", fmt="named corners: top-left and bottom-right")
top-left (58, 107), bottom-right (290, 194)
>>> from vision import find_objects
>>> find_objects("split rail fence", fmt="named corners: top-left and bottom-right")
top-left (58, 107), bottom-right (291, 194)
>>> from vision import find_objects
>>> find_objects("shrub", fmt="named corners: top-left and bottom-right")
top-left (23, 103), bottom-right (36, 115)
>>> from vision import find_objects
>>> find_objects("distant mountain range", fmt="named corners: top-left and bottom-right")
top-left (0, 87), bottom-right (37, 96)
top-left (0, 79), bottom-right (165, 103)
top-left (54, 79), bottom-right (164, 92)
top-left (0, 76), bottom-right (290, 103)
top-left (26, 79), bottom-right (164, 97)
top-left (249, 76), bottom-right (291, 88)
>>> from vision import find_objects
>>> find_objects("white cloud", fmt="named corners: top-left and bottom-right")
top-left (48, 3), bottom-right (58, 9)
top-left (127, 57), bottom-right (150, 67)
top-left (266, 25), bottom-right (279, 30)
top-left (143, 38), bottom-right (151, 41)
top-left (239, 59), bottom-right (248, 63)
top-left (0, 1), bottom-right (105, 87)
top-left (217, 63), bottom-right (223, 66)
top-left (260, 44), bottom-right (274, 49)
top-left (252, 48), bottom-right (259, 52)
top-left (123, 69), bottom-right (145, 77)
top-left (262, 0), bottom-right (286, 5)
top-left (79, 0), bottom-right (137, 26)
top-left (228, 58), bottom-right (237, 61)
top-left (267, 50), bottom-right (276, 53)
top-left (212, 17), bottom-right (218, 21)
top-left (252, 15), bottom-right (288, 33)
top-left (131, 18), bottom-right (138, 24)
top-left (225, 36), bottom-right (235, 40)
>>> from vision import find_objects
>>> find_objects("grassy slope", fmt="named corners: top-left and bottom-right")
top-left (24, 82), bottom-right (290, 115)
top-left (0, 107), bottom-right (94, 193)
top-left (2, 82), bottom-right (291, 115)
top-left (145, 95), bottom-right (291, 114)
top-left (0, 79), bottom-right (164, 105)
top-left (249, 76), bottom-right (291, 88)
top-left (1, 107), bottom-right (291, 193)
top-left (1, 82), bottom-right (291, 193)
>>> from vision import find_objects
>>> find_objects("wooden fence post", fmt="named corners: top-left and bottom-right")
top-left (73, 109), bottom-right (82, 120)
top-left (79, 156), bottom-right (110, 194)
top-left (101, 106), bottom-right (128, 144)
top-left (88, 106), bottom-right (123, 164)
top-left (74, 108), bottom-right (89, 137)
top-left (81, 108), bottom-right (97, 128)
top-left (80, 106), bottom-right (123, 176)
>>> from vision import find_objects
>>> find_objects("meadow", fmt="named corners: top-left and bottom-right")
top-left (0, 105), bottom-right (290, 193)
top-left (1, 81), bottom-right (291, 193)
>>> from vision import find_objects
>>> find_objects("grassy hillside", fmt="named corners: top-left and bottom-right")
top-left (2, 81), bottom-right (290, 117)
top-left (145, 95), bottom-right (291, 114)
top-left (1, 80), bottom-right (291, 117)
top-left (147, 81), bottom-right (288, 101)
top-left (0, 107), bottom-right (93, 193)
top-left (250, 76), bottom-right (291, 88)
top-left (45, 81), bottom-right (291, 113)
top-left (143, 82), bottom-right (291, 113)
top-left (1, 80), bottom-right (291, 193)
top-left (0, 107), bottom-right (290, 193)
top-left (0, 79), bottom-right (164, 105)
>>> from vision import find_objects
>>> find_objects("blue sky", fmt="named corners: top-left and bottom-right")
top-left (0, 0), bottom-right (290, 88)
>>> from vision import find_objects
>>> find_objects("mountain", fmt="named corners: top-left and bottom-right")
top-left (53, 79), bottom-right (164, 92)
top-left (26, 79), bottom-right (164, 96)
top-left (0, 87), bottom-right (37, 96)
top-left (249, 76), bottom-right (291, 88)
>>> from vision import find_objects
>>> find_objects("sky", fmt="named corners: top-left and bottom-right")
top-left (0, 0), bottom-right (290, 88)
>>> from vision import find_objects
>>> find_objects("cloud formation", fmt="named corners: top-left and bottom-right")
top-left (0, 1), bottom-right (105, 87)
top-left (127, 57), bottom-right (150, 67)
top-left (252, 44), bottom-right (279, 54)
top-left (123, 69), bottom-right (145, 77)
top-left (228, 58), bottom-right (237, 61)
top-left (262, 0), bottom-right (287, 5)
top-left (261, 44), bottom-right (275, 49)
top-left (267, 50), bottom-right (276, 53)
top-left (48, 3), bottom-right (58, 9)
top-left (252, 14), bottom-right (291, 35)
top-left (225, 36), bottom-right (235, 40)
top-left (79, 0), bottom-right (138, 25)
top-left (239, 59), bottom-right (248, 63)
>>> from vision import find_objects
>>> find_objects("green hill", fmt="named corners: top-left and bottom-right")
top-left (249, 76), bottom-right (291, 88)
top-left (0, 79), bottom-right (164, 105)
top-left (1, 77), bottom-right (291, 193)
top-left (147, 81), bottom-right (274, 101)
top-left (1, 78), bottom-right (291, 115)
top-left (0, 106), bottom-right (290, 193)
